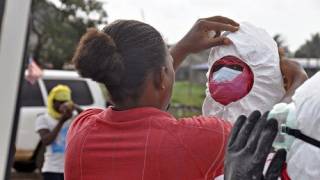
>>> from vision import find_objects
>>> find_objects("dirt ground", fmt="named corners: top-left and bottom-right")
top-left (10, 171), bottom-right (41, 180)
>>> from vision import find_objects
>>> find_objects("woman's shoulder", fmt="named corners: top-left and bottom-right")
top-left (175, 115), bottom-right (232, 131)
top-left (161, 115), bottom-right (232, 145)
top-left (70, 108), bottom-right (103, 127)
top-left (77, 108), bottom-right (104, 118)
top-left (67, 108), bottom-right (104, 137)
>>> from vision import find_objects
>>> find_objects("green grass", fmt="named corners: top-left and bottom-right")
top-left (171, 81), bottom-right (206, 108)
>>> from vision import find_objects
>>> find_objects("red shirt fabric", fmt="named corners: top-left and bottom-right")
top-left (65, 107), bottom-right (232, 180)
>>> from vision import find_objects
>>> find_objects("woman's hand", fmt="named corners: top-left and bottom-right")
top-left (170, 16), bottom-right (239, 70)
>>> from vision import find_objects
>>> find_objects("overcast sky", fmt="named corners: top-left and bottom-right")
top-left (100, 0), bottom-right (320, 52)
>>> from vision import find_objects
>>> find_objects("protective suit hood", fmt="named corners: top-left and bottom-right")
top-left (203, 22), bottom-right (285, 123)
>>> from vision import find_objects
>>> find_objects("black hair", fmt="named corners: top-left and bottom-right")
top-left (72, 20), bottom-right (167, 104)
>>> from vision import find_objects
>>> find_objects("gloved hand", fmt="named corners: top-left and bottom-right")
top-left (224, 111), bottom-right (287, 180)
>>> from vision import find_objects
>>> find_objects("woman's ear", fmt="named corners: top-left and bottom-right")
top-left (153, 66), bottom-right (167, 90)
top-left (159, 66), bottom-right (167, 90)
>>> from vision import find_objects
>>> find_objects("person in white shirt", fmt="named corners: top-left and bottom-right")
top-left (35, 85), bottom-right (82, 180)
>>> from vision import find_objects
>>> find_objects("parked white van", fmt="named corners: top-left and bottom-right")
top-left (14, 70), bottom-right (105, 172)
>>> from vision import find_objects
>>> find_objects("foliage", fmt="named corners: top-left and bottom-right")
top-left (169, 81), bottom-right (205, 118)
top-left (171, 81), bottom-right (206, 108)
top-left (295, 33), bottom-right (320, 58)
top-left (30, 0), bottom-right (107, 69)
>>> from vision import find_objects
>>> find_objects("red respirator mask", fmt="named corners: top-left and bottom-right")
top-left (209, 56), bottom-right (254, 106)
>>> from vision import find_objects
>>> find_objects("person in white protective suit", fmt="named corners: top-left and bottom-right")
top-left (202, 22), bottom-right (307, 123)
top-left (280, 72), bottom-right (320, 180)
top-left (220, 73), bottom-right (320, 180)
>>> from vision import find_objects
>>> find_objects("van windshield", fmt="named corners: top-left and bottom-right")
top-left (44, 79), bottom-right (94, 106)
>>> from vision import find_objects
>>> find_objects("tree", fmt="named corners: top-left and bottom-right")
top-left (295, 33), bottom-right (320, 58)
top-left (30, 0), bottom-right (107, 69)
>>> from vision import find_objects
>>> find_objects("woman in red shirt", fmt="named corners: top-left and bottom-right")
top-left (65, 16), bottom-right (239, 180)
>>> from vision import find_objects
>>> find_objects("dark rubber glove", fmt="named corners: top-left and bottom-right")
top-left (224, 111), bottom-right (287, 180)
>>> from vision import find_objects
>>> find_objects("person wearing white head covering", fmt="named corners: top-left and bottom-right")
top-left (203, 22), bottom-right (286, 123)
top-left (285, 72), bottom-right (320, 180)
